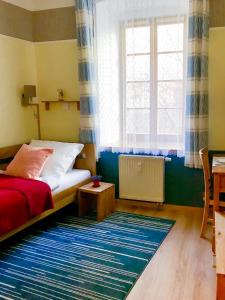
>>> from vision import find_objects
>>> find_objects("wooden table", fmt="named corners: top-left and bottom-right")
top-left (215, 212), bottom-right (225, 300)
top-left (212, 156), bottom-right (225, 254)
top-left (212, 158), bottom-right (225, 299)
top-left (78, 182), bottom-right (115, 221)
top-left (212, 156), bottom-right (225, 212)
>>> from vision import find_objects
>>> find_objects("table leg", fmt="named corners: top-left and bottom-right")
top-left (97, 193), bottom-right (106, 221)
top-left (78, 191), bottom-right (89, 218)
top-left (213, 174), bottom-right (220, 253)
top-left (217, 274), bottom-right (225, 300)
top-left (110, 185), bottom-right (116, 213)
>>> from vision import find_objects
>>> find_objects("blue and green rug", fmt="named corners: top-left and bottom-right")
top-left (0, 212), bottom-right (175, 300)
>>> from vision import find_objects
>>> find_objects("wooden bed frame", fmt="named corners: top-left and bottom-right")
top-left (0, 143), bottom-right (96, 242)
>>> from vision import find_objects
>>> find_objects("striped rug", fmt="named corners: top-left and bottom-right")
top-left (0, 212), bottom-right (174, 300)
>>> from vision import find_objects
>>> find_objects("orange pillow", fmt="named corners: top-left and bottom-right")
top-left (5, 144), bottom-right (54, 179)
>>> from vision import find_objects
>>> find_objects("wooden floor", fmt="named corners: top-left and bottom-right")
top-left (116, 200), bottom-right (216, 300)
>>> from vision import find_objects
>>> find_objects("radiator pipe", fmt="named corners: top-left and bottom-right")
top-left (165, 157), bottom-right (172, 162)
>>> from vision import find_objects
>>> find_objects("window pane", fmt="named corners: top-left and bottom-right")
top-left (158, 23), bottom-right (184, 52)
top-left (157, 109), bottom-right (183, 135)
top-left (126, 109), bottom-right (150, 134)
top-left (158, 82), bottom-right (183, 108)
top-left (158, 53), bottom-right (183, 80)
top-left (126, 26), bottom-right (150, 54)
top-left (126, 82), bottom-right (150, 108)
top-left (127, 55), bottom-right (150, 81)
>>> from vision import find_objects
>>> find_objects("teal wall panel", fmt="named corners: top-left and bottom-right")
top-left (97, 151), bottom-right (205, 207)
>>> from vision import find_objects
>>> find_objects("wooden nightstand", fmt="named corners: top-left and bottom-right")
top-left (78, 182), bottom-right (115, 221)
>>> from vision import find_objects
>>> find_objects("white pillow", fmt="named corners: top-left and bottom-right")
top-left (30, 140), bottom-right (84, 178)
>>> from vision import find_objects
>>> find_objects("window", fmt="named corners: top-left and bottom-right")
top-left (124, 18), bottom-right (185, 151)
top-left (95, 0), bottom-right (188, 154)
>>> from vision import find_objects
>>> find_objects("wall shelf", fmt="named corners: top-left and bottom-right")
top-left (41, 100), bottom-right (80, 111)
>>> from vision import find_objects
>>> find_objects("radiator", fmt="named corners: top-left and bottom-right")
top-left (119, 155), bottom-right (165, 203)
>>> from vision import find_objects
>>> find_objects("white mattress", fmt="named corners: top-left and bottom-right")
top-left (52, 169), bottom-right (91, 195)
top-left (0, 169), bottom-right (90, 194)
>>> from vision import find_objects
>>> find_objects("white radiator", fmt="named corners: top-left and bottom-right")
top-left (119, 155), bottom-right (165, 203)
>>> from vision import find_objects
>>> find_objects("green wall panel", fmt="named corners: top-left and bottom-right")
top-left (97, 151), bottom-right (205, 207)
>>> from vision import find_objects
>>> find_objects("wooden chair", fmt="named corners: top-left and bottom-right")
top-left (199, 147), bottom-right (214, 237)
top-left (199, 147), bottom-right (225, 238)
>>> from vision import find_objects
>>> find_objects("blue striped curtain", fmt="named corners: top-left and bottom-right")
top-left (185, 0), bottom-right (209, 168)
top-left (75, 0), bottom-right (96, 143)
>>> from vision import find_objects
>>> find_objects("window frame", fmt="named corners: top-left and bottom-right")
top-left (121, 16), bottom-right (187, 151)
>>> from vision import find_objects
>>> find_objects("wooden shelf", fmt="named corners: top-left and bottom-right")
top-left (41, 100), bottom-right (80, 111)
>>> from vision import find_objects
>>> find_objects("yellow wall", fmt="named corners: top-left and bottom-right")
top-left (1, 28), bottom-right (224, 150)
top-left (0, 34), bottom-right (38, 147)
top-left (34, 32), bottom-right (225, 150)
top-left (209, 27), bottom-right (225, 150)
top-left (35, 40), bottom-right (80, 142)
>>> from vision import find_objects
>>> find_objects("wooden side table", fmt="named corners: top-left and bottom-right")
top-left (78, 182), bottom-right (115, 221)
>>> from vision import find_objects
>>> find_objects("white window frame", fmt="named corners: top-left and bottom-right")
top-left (122, 16), bottom-right (187, 151)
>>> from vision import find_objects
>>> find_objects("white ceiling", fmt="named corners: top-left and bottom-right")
top-left (3, 0), bottom-right (75, 11)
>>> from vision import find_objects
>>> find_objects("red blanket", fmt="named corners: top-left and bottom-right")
top-left (0, 174), bottom-right (54, 236)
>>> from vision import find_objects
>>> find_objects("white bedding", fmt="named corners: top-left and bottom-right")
top-left (39, 175), bottom-right (60, 191)
top-left (0, 169), bottom-right (91, 194)
top-left (0, 170), bottom-right (60, 190)
top-left (52, 169), bottom-right (91, 195)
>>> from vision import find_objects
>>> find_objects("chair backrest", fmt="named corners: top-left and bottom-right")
top-left (199, 147), bottom-right (211, 200)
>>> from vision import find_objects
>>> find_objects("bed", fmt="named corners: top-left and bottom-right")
top-left (0, 143), bottom-right (96, 242)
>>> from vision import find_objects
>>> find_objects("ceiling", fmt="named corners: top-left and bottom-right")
top-left (3, 0), bottom-right (75, 11)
